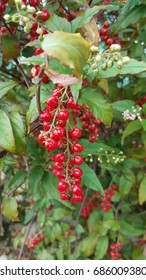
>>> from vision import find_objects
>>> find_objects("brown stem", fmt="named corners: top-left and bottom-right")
top-left (17, 212), bottom-right (38, 260)
top-left (73, 187), bottom-right (89, 260)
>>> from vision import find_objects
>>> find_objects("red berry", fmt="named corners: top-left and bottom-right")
top-left (88, 134), bottom-right (97, 142)
top-left (41, 75), bottom-right (49, 83)
top-left (40, 110), bottom-right (53, 122)
top-left (43, 123), bottom-right (50, 131)
top-left (73, 155), bottom-right (83, 165)
top-left (69, 128), bottom-right (82, 139)
top-left (60, 192), bottom-right (70, 200)
top-left (35, 48), bottom-right (44, 55)
top-left (45, 139), bottom-right (57, 151)
top-left (30, 65), bottom-right (40, 78)
top-left (38, 134), bottom-right (45, 145)
top-left (52, 127), bottom-right (65, 140)
top-left (47, 96), bottom-right (58, 110)
top-left (100, 28), bottom-right (108, 35)
top-left (71, 194), bottom-right (83, 203)
top-left (0, 3), bottom-right (6, 13)
top-left (54, 162), bottom-right (63, 171)
top-left (52, 88), bottom-right (62, 98)
top-left (57, 181), bottom-right (68, 192)
top-left (55, 153), bottom-right (66, 163)
top-left (72, 184), bottom-right (82, 195)
top-left (66, 98), bottom-right (77, 109)
top-left (30, 0), bottom-right (39, 7)
top-left (41, 10), bottom-right (50, 21)
top-left (106, 38), bottom-right (114, 46)
top-left (103, 21), bottom-right (110, 28)
top-left (72, 167), bottom-right (83, 178)
top-left (72, 142), bottom-right (83, 153)
top-left (58, 109), bottom-right (69, 120)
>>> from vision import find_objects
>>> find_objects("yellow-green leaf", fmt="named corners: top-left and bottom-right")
top-left (139, 175), bottom-right (146, 205)
top-left (0, 81), bottom-right (18, 99)
top-left (41, 31), bottom-right (90, 78)
top-left (1, 197), bottom-right (19, 221)
top-left (10, 112), bottom-right (26, 155)
top-left (0, 110), bottom-right (15, 153)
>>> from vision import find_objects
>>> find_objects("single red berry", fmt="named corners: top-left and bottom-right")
top-left (66, 98), bottom-right (77, 109)
top-left (52, 127), bottom-right (65, 140)
top-left (30, 0), bottom-right (39, 7)
top-left (35, 48), bottom-right (44, 56)
top-left (88, 123), bottom-right (96, 133)
top-left (106, 38), bottom-right (114, 46)
top-left (45, 139), bottom-right (57, 151)
top-left (2, 0), bottom-right (8, 3)
top-left (72, 142), bottom-right (83, 153)
top-left (88, 134), bottom-right (97, 142)
top-left (73, 155), bottom-right (83, 165)
top-left (100, 28), bottom-right (108, 35)
top-left (41, 10), bottom-right (50, 21)
top-left (72, 167), bottom-right (83, 178)
top-left (52, 88), bottom-right (62, 98)
top-left (69, 128), bottom-right (82, 139)
top-left (54, 162), bottom-right (63, 171)
top-left (43, 123), bottom-right (50, 131)
top-left (38, 134), bottom-right (45, 145)
top-left (41, 75), bottom-right (49, 83)
top-left (40, 110), bottom-right (53, 122)
top-left (60, 192), bottom-right (70, 200)
top-left (47, 96), bottom-right (58, 110)
top-left (58, 109), bottom-right (69, 120)
top-left (103, 21), bottom-right (110, 28)
top-left (0, 3), bottom-right (6, 13)
top-left (58, 181), bottom-right (68, 192)
top-left (71, 194), bottom-right (83, 203)
top-left (72, 184), bottom-right (82, 195)
top-left (30, 65), bottom-right (40, 78)
top-left (56, 120), bottom-right (66, 127)
top-left (55, 152), bottom-right (66, 163)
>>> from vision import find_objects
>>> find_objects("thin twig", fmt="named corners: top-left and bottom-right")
top-left (17, 212), bottom-right (38, 260)
top-left (36, 83), bottom-right (42, 115)
top-left (73, 187), bottom-right (89, 260)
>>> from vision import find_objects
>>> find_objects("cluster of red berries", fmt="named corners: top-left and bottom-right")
top-left (37, 85), bottom-right (101, 203)
top-left (27, 234), bottom-right (45, 250)
top-left (81, 193), bottom-right (100, 218)
top-left (135, 95), bottom-right (146, 107)
top-left (30, 64), bottom-right (49, 84)
top-left (0, 0), bottom-right (8, 16)
top-left (99, 21), bottom-right (122, 46)
top-left (135, 239), bottom-right (146, 247)
top-left (109, 242), bottom-right (123, 260)
top-left (100, 184), bottom-right (118, 212)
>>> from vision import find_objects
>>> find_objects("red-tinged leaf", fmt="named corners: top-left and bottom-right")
top-left (44, 68), bottom-right (79, 86)
top-left (1, 35), bottom-right (20, 63)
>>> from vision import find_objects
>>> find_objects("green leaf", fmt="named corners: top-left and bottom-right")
top-left (95, 236), bottom-right (109, 259)
top-left (120, 220), bottom-right (144, 237)
top-left (44, 14), bottom-right (71, 33)
top-left (112, 4), bottom-right (146, 32)
top-left (28, 165), bottom-right (44, 195)
top-left (1, 35), bottom-right (20, 62)
top-left (79, 139), bottom-right (113, 156)
top-left (112, 100), bottom-right (135, 112)
top-left (139, 175), bottom-right (146, 205)
top-left (41, 31), bottom-right (90, 78)
top-left (1, 197), bottom-right (19, 221)
top-left (0, 81), bottom-right (18, 99)
top-left (81, 232), bottom-right (98, 256)
top-left (74, 0), bottom-right (89, 6)
top-left (71, 5), bottom-right (114, 32)
top-left (70, 79), bottom-right (82, 102)
top-left (102, 220), bottom-right (120, 231)
top-left (20, 55), bottom-right (45, 66)
top-left (82, 163), bottom-right (104, 195)
top-left (121, 120), bottom-right (142, 144)
top-left (0, 110), bottom-right (15, 153)
top-left (78, 88), bottom-right (113, 126)
top-left (10, 112), bottom-right (26, 155)
top-left (141, 119), bottom-right (146, 131)
top-left (119, 170), bottom-right (136, 197)
top-left (8, 169), bottom-right (27, 190)
top-left (53, 208), bottom-right (69, 221)
top-left (97, 59), bottom-right (146, 79)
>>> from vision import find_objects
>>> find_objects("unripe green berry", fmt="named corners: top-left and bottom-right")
top-left (3, 14), bottom-right (12, 22)
top-left (117, 60), bottom-right (123, 69)
top-left (95, 54), bottom-right (102, 62)
top-left (101, 62), bottom-right (107, 70)
top-left (122, 56), bottom-right (130, 63)
top-left (21, 4), bottom-right (27, 11)
top-left (15, 0), bottom-right (22, 5)
top-left (27, 5), bottom-right (36, 14)
top-left (90, 46), bottom-right (99, 53)
top-left (110, 44), bottom-right (121, 52)
top-left (107, 60), bottom-right (113, 68)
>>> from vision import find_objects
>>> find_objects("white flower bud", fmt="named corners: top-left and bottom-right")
top-left (3, 14), bottom-right (12, 22)
top-left (95, 54), bottom-right (102, 62)
top-left (36, 11), bottom-right (42, 17)
top-left (90, 46), bottom-right (99, 53)
top-left (27, 5), bottom-right (36, 14)
top-left (36, 27), bottom-right (42, 34)
top-left (23, 16), bottom-right (29, 23)
top-left (21, 4), bottom-right (27, 11)
top-left (15, 0), bottom-right (22, 5)
top-left (122, 56), bottom-right (130, 63)
top-left (110, 44), bottom-right (121, 52)
top-left (117, 60), bottom-right (123, 69)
